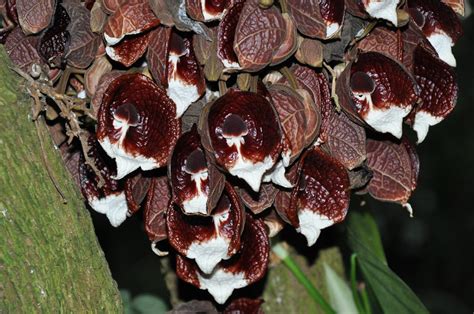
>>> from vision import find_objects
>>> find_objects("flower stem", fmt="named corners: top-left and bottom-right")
top-left (360, 283), bottom-right (372, 314)
top-left (272, 243), bottom-right (336, 314)
top-left (350, 254), bottom-right (365, 314)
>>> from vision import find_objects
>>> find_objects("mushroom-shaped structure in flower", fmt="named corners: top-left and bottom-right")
top-left (169, 125), bottom-right (225, 215)
top-left (176, 213), bottom-right (269, 304)
top-left (167, 183), bottom-right (245, 274)
top-left (97, 73), bottom-right (181, 179)
top-left (338, 52), bottom-right (418, 139)
top-left (408, 0), bottom-right (463, 67)
top-left (203, 89), bottom-right (282, 192)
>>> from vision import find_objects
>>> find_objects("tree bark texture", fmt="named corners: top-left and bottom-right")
top-left (0, 47), bottom-right (123, 312)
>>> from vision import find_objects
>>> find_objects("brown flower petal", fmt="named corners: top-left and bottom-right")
top-left (168, 183), bottom-right (245, 274)
top-left (287, 0), bottom-right (344, 39)
top-left (102, 0), bottom-right (125, 14)
top-left (337, 52), bottom-right (418, 138)
top-left (124, 172), bottom-right (152, 215)
top-left (4, 27), bottom-right (43, 72)
top-left (85, 56), bottom-right (112, 98)
top-left (147, 26), bottom-right (172, 87)
top-left (277, 65), bottom-right (324, 146)
top-left (233, 0), bottom-right (286, 72)
top-left (357, 26), bottom-right (404, 62)
top-left (203, 89), bottom-right (282, 192)
top-left (411, 45), bottom-right (457, 143)
top-left (91, 70), bottom-right (125, 118)
top-left (176, 213), bottom-right (269, 304)
top-left (106, 32), bottom-right (150, 67)
top-left (224, 298), bottom-right (264, 314)
top-left (103, 0), bottom-right (159, 45)
top-left (217, 0), bottom-right (246, 70)
top-left (280, 148), bottom-right (350, 246)
top-left (366, 136), bottom-right (419, 215)
top-left (238, 183), bottom-right (278, 215)
top-left (169, 125), bottom-right (225, 215)
top-left (144, 176), bottom-right (171, 255)
top-left (17, 0), bottom-right (55, 34)
top-left (186, 0), bottom-right (229, 22)
top-left (295, 37), bottom-right (324, 68)
top-left (63, 1), bottom-right (101, 69)
top-left (37, 4), bottom-right (70, 68)
top-left (270, 13), bottom-right (298, 66)
top-left (97, 73), bottom-right (181, 179)
top-left (166, 30), bottom-right (206, 117)
top-left (407, 0), bottom-right (463, 66)
top-left (317, 74), bottom-right (366, 170)
top-left (79, 135), bottom-right (129, 227)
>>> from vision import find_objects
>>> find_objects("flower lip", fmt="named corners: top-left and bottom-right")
top-left (184, 148), bottom-right (208, 175)
top-left (113, 103), bottom-right (139, 127)
top-left (222, 114), bottom-right (249, 139)
top-left (350, 71), bottom-right (376, 94)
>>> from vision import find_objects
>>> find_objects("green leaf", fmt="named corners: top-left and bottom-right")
top-left (131, 294), bottom-right (169, 314)
top-left (323, 263), bottom-right (358, 314)
top-left (347, 211), bottom-right (428, 314)
top-left (347, 211), bottom-right (387, 265)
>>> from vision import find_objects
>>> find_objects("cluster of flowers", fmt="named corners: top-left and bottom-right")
top-left (1, 0), bottom-right (463, 305)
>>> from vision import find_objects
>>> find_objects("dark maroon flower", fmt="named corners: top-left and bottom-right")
top-left (167, 183), bottom-right (245, 274)
top-left (176, 213), bottom-right (269, 304)
top-left (97, 73), bottom-right (181, 179)
top-left (410, 45), bottom-right (458, 143)
top-left (202, 89), bottom-right (282, 192)
top-left (337, 52), bottom-right (418, 138)
top-left (408, 0), bottom-right (462, 67)
top-left (169, 125), bottom-right (225, 215)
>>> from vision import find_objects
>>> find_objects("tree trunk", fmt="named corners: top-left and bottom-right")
top-left (0, 48), bottom-right (122, 312)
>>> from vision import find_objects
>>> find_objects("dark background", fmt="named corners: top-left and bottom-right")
top-left (90, 5), bottom-right (474, 313)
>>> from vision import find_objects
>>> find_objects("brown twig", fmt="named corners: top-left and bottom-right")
top-left (322, 62), bottom-right (341, 112)
top-left (11, 66), bottom-right (105, 188)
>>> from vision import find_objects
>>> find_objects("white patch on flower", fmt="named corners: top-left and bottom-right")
top-left (365, 0), bottom-right (400, 26)
top-left (326, 22), bottom-right (341, 38)
top-left (89, 192), bottom-right (128, 227)
top-left (263, 152), bottom-right (293, 188)
top-left (355, 92), bottom-right (411, 139)
top-left (221, 58), bottom-right (241, 70)
top-left (427, 31), bottom-right (456, 67)
top-left (99, 117), bottom-right (160, 179)
top-left (197, 268), bottom-right (247, 304)
top-left (188, 236), bottom-right (230, 274)
top-left (225, 139), bottom-right (274, 192)
top-left (104, 29), bottom-right (141, 46)
top-left (186, 206), bottom-right (232, 274)
top-left (412, 110), bottom-right (443, 144)
top-left (296, 209), bottom-right (335, 247)
top-left (167, 56), bottom-right (202, 118)
top-left (105, 46), bottom-right (119, 62)
top-left (182, 171), bottom-right (209, 215)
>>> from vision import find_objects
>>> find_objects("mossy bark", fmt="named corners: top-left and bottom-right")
top-left (0, 48), bottom-right (122, 312)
